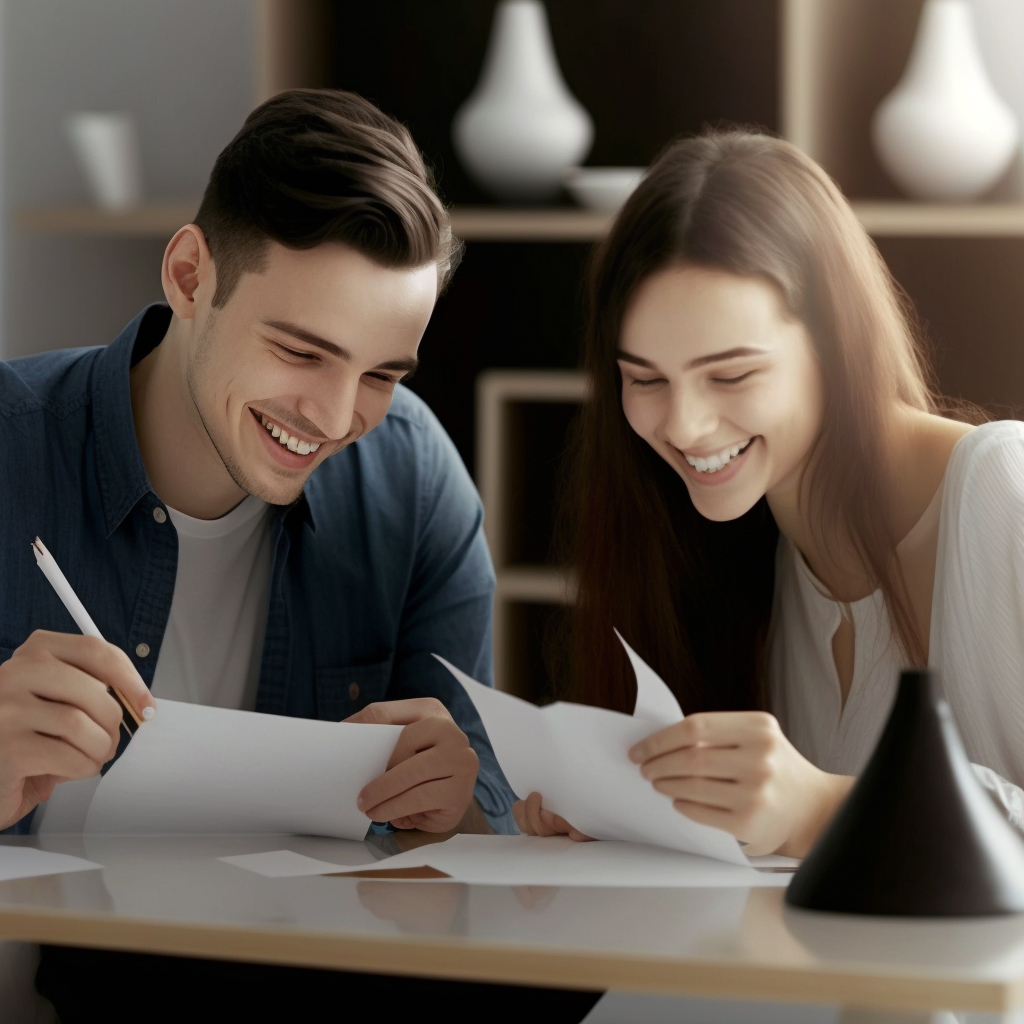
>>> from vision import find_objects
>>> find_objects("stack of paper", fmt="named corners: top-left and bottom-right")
top-left (220, 835), bottom-right (795, 888)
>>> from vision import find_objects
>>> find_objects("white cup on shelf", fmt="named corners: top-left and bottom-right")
top-left (65, 112), bottom-right (143, 210)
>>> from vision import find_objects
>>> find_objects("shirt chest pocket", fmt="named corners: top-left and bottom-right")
top-left (314, 659), bottom-right (393, 722)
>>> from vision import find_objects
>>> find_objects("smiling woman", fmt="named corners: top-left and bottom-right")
top-left (514, 129), bottom-right (1024, 859)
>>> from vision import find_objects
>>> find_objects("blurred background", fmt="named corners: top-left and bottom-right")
top-left (5, 0), bottom-right (1024, 701)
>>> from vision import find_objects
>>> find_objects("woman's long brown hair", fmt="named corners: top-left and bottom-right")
top-left (558, 130), bottom-right (948, 715)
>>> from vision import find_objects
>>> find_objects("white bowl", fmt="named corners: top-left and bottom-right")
top-left (563, 166), bottom-right (646, 212)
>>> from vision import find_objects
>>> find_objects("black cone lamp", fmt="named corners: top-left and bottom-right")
top-left (786, 670), bottom-right (1024, 916)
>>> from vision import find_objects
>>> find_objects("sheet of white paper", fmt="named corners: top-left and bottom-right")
top-left (85, 699), bottom-right (401, 838)
top-left (218, 849), bottom-right (362, 878)
top-left (615, 629), bottom-right (684, 725)
top-left (33, 775), bottom-right (101, 835)
top-left (435, 650), bottom-right (749, 866)
top-left (221, 835), bottom-right (792, 888)
top-left (0, 845), bottom-right (100, 882)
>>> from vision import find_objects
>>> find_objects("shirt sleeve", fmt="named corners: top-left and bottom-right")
top-left (972, 764), bottom-right (1024, 833)
top-left (934, 423), bottom-right (1024, 794)
top-left (383, 409), bottom-right (518, 834)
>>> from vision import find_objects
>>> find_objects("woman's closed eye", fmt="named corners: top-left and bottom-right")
top-left (710, 370), bottom-right (756, 385)
top-left (627, 375), bottom-right (667, 388)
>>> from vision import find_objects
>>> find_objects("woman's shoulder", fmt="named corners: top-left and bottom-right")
top-left (942, 419), bottom-right (1024, 533)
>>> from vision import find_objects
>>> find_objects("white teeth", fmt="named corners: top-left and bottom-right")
top-left (684, 439), bottom-right (752, 474)
top-left (260, 413), bottom-right (320, 455)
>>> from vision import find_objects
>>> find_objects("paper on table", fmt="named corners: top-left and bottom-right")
top-left (220, 835), bottom-right (794, 888)
top-left (84, 699), bottom-right (401, 838)
top-left (0, 846), bottom-right (100, 882)
top-left (435, 634), bottom-right (749, 866)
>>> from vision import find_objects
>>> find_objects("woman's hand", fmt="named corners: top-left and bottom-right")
top-left (512, 791), bottom-right (594, 842)
top-left (628, 711), bottom-right (854, 857)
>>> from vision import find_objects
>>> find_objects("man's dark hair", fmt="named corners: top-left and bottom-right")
top-left (195, 88), bottom-right (461, 307)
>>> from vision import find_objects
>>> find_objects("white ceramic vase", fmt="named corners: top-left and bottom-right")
top-left (872, 0), bottom-right (1018, 201)
top-left (452, 0), bottom-right (593, 203)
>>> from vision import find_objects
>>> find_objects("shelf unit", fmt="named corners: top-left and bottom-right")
top-left (477, 371), bottom-right (587, 693)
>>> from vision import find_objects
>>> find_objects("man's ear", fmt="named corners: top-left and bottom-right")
top-left (162, 224), bottom-right (215, 319)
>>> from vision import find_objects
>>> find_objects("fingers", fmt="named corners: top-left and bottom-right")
top-left (652, 775), bottom-right (736, 811)
top-left (515, 792), bottom-right (574, 838)
top-left (16, 631), bottom-right (156, 721)
top-left (7, 733), bottom-right (107, 783)
top-left (629, 711), bottom-right (782, 764)
top-left (344, 698), bottom-right (449, 728)
top-left (359, 744), bottom-right (477, 820)
top-left (640, 744), bottom-right (754, 786)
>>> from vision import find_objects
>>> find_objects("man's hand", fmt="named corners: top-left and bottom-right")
top-left (629, 711), bottom-right (854, 857)
top-left (0, 630), bottom-right (157, 831)
top-left (512, 791), bottom-right (594, 842)
top-left (346, 698), bottom-right (479, 833)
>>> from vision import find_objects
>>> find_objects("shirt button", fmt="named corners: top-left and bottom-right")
top-left (152, 507), bottom-right (167, 524)
top-left (348, 682), bottom-right (360, 701)
top-left (135, 643), bottom-right (151, 658)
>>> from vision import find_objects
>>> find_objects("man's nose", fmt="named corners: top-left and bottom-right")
top-left (300, 375), bottom-right (360, 442)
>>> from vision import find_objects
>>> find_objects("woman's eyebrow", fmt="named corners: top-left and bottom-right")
top-left (616, 346), bottom-right (768, 370)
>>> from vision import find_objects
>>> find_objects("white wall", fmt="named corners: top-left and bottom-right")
top-left (1, 0), bottom-right (256, 358)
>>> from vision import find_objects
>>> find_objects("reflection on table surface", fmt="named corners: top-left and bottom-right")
top-left (1, 832), bottom-right (1024, 1008)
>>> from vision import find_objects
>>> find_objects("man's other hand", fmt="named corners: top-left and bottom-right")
top-left (346, 698), bottom-right (479, 833)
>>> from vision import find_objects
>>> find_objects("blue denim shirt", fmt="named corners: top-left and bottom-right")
top-left (0, 304), bottom-right (516, 834)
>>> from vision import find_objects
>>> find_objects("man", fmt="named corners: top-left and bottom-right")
top-left (0, 89), bottom-right (605, 1021)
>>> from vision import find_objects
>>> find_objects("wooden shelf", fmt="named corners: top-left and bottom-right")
top-left (13, 203), bottom-right (198, 237)
top-left (851, 202), bottom-right (1024, 237)
top-left (12, 203), bottom-right (613, 242)
top-left (496, 565), bottom-right (576, 605)
top-left (18, 201), bottom-right (1024, 241)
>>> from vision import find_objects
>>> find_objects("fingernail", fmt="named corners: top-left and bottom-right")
top-left (142, 706), bottom-right (155, 721)
top-left (628, 745), bottom-right (643, 763)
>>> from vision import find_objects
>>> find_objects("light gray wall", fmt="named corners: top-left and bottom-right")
top-left (1, 0), bottom-right (256, 358)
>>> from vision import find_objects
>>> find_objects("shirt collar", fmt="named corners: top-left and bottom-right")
top-left (92, 304), bottom-right (171, 537)
top-left (92, 303), bottom-right (318, 536)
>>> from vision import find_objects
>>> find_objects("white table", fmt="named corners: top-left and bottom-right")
top-left (0, 834), bottom-right (1022, 1023)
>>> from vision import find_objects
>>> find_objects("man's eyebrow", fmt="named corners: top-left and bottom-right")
top-left (261, 319), bottom-right (418, 374)
top-left (262, 319), bottom-right (351, 360)
top-left (615, 346), bottom-right (768, 371)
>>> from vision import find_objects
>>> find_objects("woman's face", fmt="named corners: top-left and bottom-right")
top-left (618, 264), bottom-right (825, 522)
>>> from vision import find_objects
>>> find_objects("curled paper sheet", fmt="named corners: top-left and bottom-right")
top-left (435, 633), bottom-right (749, 866)
top-left (39, 700), bottom-right (401, 839)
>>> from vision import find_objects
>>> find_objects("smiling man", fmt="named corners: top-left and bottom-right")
top-left (0, 90), bottom-right (573, 1021)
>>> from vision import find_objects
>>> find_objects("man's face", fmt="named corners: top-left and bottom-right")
top-left (185, 242), bottom-right (438, 506)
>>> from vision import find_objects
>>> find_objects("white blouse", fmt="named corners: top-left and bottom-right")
top-left (771, 420), bottom-right (1024, 825)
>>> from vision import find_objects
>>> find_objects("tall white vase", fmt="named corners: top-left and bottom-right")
top-left (871, 0), bottom-right (1018, 201)
top-left (452, 0), bottom-right (593, 203)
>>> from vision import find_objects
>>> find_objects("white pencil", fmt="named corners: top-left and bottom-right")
top-left (31, 536), bottom-right (148, 734)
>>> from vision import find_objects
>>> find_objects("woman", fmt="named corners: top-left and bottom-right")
top-left (513, 130), bottom-right (1024, 856)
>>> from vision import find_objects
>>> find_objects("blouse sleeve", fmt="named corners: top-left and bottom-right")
top-left (933, 422), bottom-right (1024, 796)
top-left (972, 764), bottom-right (1024, 833)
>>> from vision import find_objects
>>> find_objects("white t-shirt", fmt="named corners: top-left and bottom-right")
top-left (150, 495), bottom-right (273, 711)
top-left (771, 420), bottom-right (1024, 827)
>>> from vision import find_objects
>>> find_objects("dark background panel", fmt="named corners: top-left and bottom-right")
top-left (327, 0), bottom-right (779, 205)
top-left (326, 0), bottom-right (780, 474)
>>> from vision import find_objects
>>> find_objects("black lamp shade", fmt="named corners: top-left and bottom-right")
top-left (786, 670), bottom-right (1024, 916)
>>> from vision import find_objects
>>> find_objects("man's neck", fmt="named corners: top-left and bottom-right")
top-left (129, 317), bottom-right (246, 520)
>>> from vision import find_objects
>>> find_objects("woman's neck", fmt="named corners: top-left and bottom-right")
top-left (766, 406), bottom-right (973, 603)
